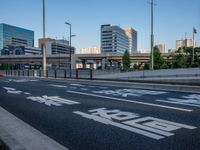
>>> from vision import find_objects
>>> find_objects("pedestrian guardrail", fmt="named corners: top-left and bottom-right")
top-left (3, 69), bottom-right (93, 80)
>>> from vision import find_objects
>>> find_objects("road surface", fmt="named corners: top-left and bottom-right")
top-left (0, 77), bottom-right (200, 150)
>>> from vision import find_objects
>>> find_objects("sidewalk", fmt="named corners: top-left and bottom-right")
top-left (0, 107), bottom-right (68, 150)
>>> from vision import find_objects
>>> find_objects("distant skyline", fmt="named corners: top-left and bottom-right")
top-left (1, 0), bottom-right (200, 53)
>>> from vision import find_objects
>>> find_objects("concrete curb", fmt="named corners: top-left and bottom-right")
top-left (0, 107), bottom-right (68, 150)
top-left (5, 76), bottom-right (200, 94)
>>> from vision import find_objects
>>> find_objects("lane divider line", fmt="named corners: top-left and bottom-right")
top-left (67, 91), bottom-right (193, 112)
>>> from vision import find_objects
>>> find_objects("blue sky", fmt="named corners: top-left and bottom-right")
top-left (1, 0), bottom-right (200, 53)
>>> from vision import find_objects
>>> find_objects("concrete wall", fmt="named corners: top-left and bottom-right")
top-left (95, 68), bottom-right (200, 79)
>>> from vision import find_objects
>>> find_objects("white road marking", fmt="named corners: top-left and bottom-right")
top-left (3, 87), bottom-right (22, 94)
top-left (156, 94), bottom-right (200, 108)
top-left (8, 79), bottom-right (38, 83)
top-left (88, 86), bottom-right (96, 88)
top-left (67, 91), bottom-right (193, 112)
top-left (74, 108), bottom-right (196, 140)
top-left (24, 92), bottom-right (31, 95)
top-left (73, 111), bottom-right (164, 140)
top-left (70, 84), bottom-right (85, 87)
top-left (93, 89), bottom-right (167, 97)
top-left (27, 96), bottom-right (80, 106)
top-left (49, 84), bottom-right (67, 88)
top-left (70, 87), bottom-right (77, 89)
top-left (80, 88), bottom-right (88, 91)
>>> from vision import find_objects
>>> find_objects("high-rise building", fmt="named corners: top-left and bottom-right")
top-left (0, 23), bottom-right (34, 54)
top-left (123, 27), bottom-right (138, 53)
top-left (1, 46), bottom-right (41, 55)
top-left (80, 46), bottom-right (100, 54)
top-left (38, 38), bottom-right (75, 55)
top-left (155, 44), bottom-right (165, 53)
top-left (101, 24), bottom-right (129, 54)
top-left (101, 24), bottom-right (137, 54)
top-left (176, 39), bottom-right (196, 49)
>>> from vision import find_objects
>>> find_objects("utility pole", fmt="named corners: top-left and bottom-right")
top-left (65, 22), bottom-right (72, 78)
top-left (42, 0), bottom-right (46, 77)
top-left (150, 0), bottom-right (155, 70)
top-left (192, 27), bottom-right (197, 64)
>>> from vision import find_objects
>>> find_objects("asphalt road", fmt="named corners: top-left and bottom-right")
top-left (0, 77), bottom-right (200, 150)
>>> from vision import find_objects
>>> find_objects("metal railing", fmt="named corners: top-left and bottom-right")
top-left (3, 69), bottom-right (93, 80)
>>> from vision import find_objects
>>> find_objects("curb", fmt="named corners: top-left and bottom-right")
top-left (0, 107), bottom-right (68, 150)
top-left (5, 76), bottom-right (200, 94)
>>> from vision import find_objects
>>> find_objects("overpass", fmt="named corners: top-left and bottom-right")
top-left (0, 53), bottom-right (171, 69)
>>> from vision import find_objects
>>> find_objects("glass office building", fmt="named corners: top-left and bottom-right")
top-left (0, 23), bottom-right (34, 54)
top-left (101, 24), bottom-right (129, 54)
top-left (101, 24), bottom-right (137, 54)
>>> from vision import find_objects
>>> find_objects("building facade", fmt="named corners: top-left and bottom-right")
top-left (80, 46), bottom-right (100, 54)
top-left (155, 44), bottom-right (165, 53)
top-left (1, 46), bottom-right (41, 55)
top-left (38, 38), bottom-right (75, 55)
top-left (176, 39), bottom-right (196, 49)
top-left (123, 27), bottom-right (137, 53)
top-left (101, 24), bottom-right (129, 54)
top-left (0, 23), bottom-right (34, 54)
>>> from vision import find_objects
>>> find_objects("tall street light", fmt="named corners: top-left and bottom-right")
top-left (150, 0), bottom-right (155, 70)
top-left (42, 0), bottom-right (46, 77)
top-left (65, 22), bottom-right (72, 78)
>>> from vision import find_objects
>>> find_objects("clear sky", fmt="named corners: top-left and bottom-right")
top-left (1, 0), bottom-right (200, 53)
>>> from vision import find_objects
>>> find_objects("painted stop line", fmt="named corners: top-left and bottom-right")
top-left (74, 108), bottom-right (197, 140)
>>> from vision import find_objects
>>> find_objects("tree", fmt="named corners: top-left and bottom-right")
top-left (171, 47), bottom-right (200, 68)
top-left (122, 50), bottom-right (131, 71)
top-left (153, 46), bottom-right (165, 69)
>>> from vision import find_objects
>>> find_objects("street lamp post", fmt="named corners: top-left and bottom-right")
top-left (150, 0), bottom-right (154, 70)
top-left (65, 22), bottom-right (72, 78)
top-left (42, 0), bottom-right (46, 77)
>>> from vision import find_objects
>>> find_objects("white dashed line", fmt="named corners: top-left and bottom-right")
top-left (88, 86), bottom-right (96, 88)
top-left (80, 88), bottom-right (88, 91)
top-left (24, 92), bottom-right (31, 95)
top-left (70, 87), bottom-right (77, 89)
top-left (70, 84), bottom-right (85, 87)
top-left (49, 84), bottom-right (67, 88)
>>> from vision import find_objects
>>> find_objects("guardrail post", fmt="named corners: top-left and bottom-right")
top-left (90, 69), bottom-right (93, 80)
top-left (46, 70), bottom-right (48, 78)
top-left (18, 70), bottom-right (20, 76)
top-left (39, 70), bottom-right (41, 77)
top-left (23, 70), bottom-right (24, 76)
top-left (64, 70), bottom-right (67, 78)
top-left (76, 69), bottom-right (78, 79)
top-left (28, 70), bottom-right (30, 77)
top-left (54, 70), bottom-right (57, 78)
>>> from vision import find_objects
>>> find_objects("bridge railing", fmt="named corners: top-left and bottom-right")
top-left (3, 69), bottom-right (93, 80)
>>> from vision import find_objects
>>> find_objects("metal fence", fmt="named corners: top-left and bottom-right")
top-left (3, 69), bottom-right (93, 80)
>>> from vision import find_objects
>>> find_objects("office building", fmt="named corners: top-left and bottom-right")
top-left (0, 23), bottom-right (34, 54)
top-left (80, 46), bottom-right (100, 54)
top-left (176, 39), bottom-right (196, 49)
top-left (38, 38), bottom-right (75, 55)
top-left (101, 24), bottom-right (129, 54)
top-left (155, 44), bottom-right (165, 53)
top-left (123, 27), bottom-right (138, 53)
top-left (1, 45), bottom-right (41, 55)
